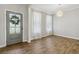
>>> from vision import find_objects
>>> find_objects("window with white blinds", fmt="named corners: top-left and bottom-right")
top-left (46, 15), bottom-right (52, 33)
top-left (32, 11), bottom-right (41, 36)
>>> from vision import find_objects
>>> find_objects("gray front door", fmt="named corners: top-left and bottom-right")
top-left (6, 11), bottom-right (23, 45)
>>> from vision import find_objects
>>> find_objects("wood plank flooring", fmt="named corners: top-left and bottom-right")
top-left (0, 35), bottom-right (79, 54)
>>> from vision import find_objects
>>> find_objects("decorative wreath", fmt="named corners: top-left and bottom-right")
top-left (10, 15), bottom-right (19, 25)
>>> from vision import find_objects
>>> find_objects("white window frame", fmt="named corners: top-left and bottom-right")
top-left (32, 11), bottom-right (42, 39)
top-left (46, 15), bottom-right (53, 34)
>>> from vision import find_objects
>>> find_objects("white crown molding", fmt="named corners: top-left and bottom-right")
top-left (30, 4), bottom-right (79, 14)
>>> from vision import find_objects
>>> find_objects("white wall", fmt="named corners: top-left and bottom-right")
top-left (0, 4), bottom-right (28, 48)
top-left (53, 8), bottom-right (79, 40)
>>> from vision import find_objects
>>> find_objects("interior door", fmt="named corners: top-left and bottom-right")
top-left (6, 11), bottom-right (23, 45)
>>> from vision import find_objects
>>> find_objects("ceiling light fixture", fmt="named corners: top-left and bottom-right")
top-left (56, 4), bottom-right (63, 17)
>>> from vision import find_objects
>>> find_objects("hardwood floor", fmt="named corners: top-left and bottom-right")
top-left (0, 35), bottom-right (79, 54)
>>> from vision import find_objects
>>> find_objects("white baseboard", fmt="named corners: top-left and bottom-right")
top-left (0, 44), bottom-right (6, 48)
top-left (54, 34), bottom-right (79, 40)
top-left (23, 38), bottom-right (32, 43)
top-left (31, 34), bottom-right (53, 40)
top-left (22, 39), bottom-right (27, 42)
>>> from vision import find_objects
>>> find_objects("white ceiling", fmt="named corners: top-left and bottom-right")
top-left (30, 4), bottom-right (79, 14)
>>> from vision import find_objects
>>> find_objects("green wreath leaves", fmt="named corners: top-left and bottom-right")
top-left (10, 15), bottom-right (20, 25)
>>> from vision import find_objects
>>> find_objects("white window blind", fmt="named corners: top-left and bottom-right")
top-left (46, 15), bottom-right (52, 33)
top-left (32, 11), bottom-right (41, 36)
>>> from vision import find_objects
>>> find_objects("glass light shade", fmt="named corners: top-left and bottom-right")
top-left (56, 10), bottom-right (63, 17)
